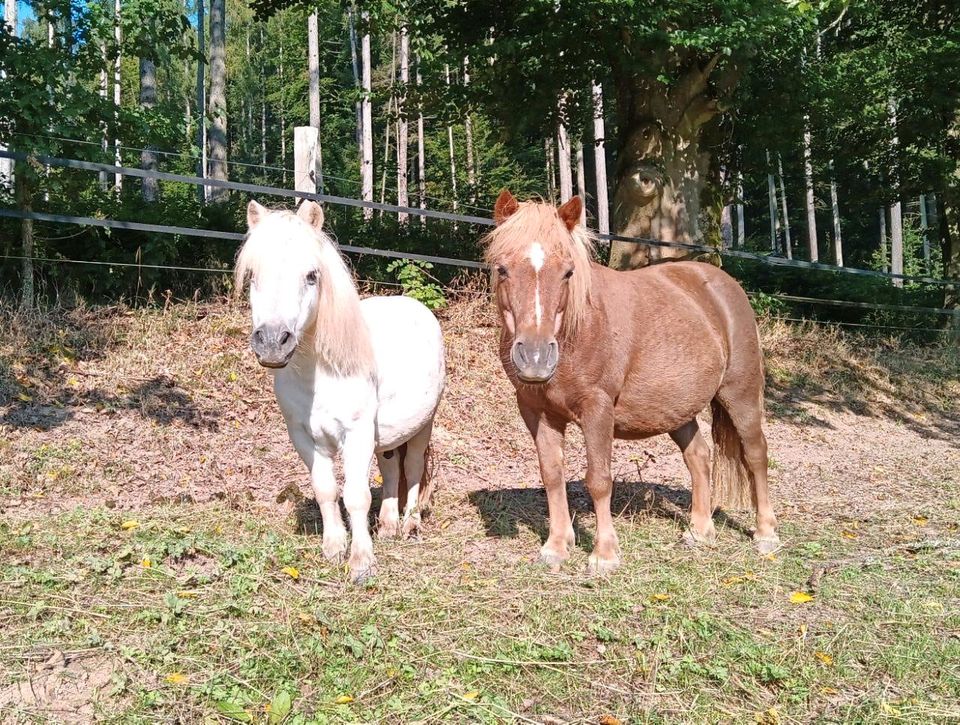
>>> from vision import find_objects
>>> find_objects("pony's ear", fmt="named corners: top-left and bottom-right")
top-left (297, 200), bottom-right (325, 230)
top-left (247, 200), bottom-right (268, 229)
top-left (494, 188), bottom-right (519, 225)
top-left (557, 196), bottom-right (582, 231)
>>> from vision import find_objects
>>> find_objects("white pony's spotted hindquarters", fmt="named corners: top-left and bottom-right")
top-left (237, 200), bottom-right (446, 583)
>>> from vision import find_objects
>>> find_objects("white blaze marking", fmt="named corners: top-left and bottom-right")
top-left (529, 242), bottom-right (545, 327)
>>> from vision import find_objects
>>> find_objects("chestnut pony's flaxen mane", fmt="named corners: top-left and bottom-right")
top-left (483, 200), bottom-right (596, 336)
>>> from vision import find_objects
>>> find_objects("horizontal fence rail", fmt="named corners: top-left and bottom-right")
top-left (0, 149), bottom-right (960, 308)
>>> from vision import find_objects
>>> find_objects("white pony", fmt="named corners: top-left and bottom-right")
top-left (235, 200), bottom-right (446, 583)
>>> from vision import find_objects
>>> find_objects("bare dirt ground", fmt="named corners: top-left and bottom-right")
top-left (1, 296), bottom-right (958, 722)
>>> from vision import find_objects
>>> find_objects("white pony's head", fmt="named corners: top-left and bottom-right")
top-left (235, 200), bottom-right (373, 375)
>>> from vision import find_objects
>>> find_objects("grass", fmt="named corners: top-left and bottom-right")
top-left (1, 494), bottom-right (958, 723)
top-left (1, 298), bottom-right (959, 722)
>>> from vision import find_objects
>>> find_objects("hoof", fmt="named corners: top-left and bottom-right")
top-left (586, 554), bottom-right (620, 577)
top-left (322, 532), bottom-right (348, 563)
top-left (754, 534), bottom-right (781, 556)
top-left (377, 518), bottom-right (400, 540)
top-left (682, 527), bottom-right (717, 548)
top-left (348, 550), bottom-right (377, 585)
top-left (351, 563), bottom-right (378, 586)
top-left (401, 513), bottom-right (421, 539)
top-left (539, 547), bottom-right (568, 571)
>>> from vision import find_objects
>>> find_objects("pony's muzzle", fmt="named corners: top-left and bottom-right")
top-left (251, 324), bottom-right (298, 368)
top-left (511, 338), bottom-right (559, 383)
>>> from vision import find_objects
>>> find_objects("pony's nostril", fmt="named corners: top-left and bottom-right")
top-left (278, 330), bottom-right (291, 346)
top-left (253, 329), bottom-right (265, 344)
top-left (514, 342), bottom-right (528, 366)
top-left (546, 341), bottom-right (559, 367)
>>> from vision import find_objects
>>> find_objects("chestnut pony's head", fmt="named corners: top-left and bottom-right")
top-left (483, 190), bottom-right (595, 384)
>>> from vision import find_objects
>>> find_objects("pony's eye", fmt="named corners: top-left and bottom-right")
top-left (497, 265), bottom-right (508, 278)
top-left (564, 268), bottom-right (574, 279)
top-left (305, 270), bottom-right (318, 286)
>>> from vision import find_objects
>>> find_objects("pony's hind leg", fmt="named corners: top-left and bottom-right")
top-left (400, 421), bottom-right (433, 538)
top-left (670, 420), bottom-right (717, 546)
top-left (376, 450), bottom-right (402, 539)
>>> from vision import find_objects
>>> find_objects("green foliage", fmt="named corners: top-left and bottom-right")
top-left (386, 258), bottom-right (446, 310)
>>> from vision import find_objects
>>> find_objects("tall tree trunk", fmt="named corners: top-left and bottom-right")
top-left (396, 24), bottom-right (409, 223)
top-left (1, 0), bottom-right (17, 188)
top-left (556, 120), bottom-right (573, 202)
top-left (879, 207), bottom-right (888, 272)
top-left (15, 163), bottom-right (33, 311)
top-left (307, 10), bottom-right (323, 193)
top-left (544, 137), bottom-right (556, 204)
top-left (279, 36), bottom-right (286, 184)
top-left (260, 26), bottom-right (266, 172)
top-left (379, 32), bottom-right (397, 210)
top-left (348, 8), bottom-right (361, 147)
top-left (719, 166), bottom-right (732, 250)
top-left (919, 194), bottom-right (930, 272)
top-left (113, 0), bottom-right (122, 190)
top-left (463, 57), bottom-right (476, 204)
top-left (939, 191), bottom-right (960, 316)
top-left (766, 150), bottom-right (779, 253)
top-left (444, 63), bottom-right (458, 217)
top-left (802, 123), bottom-right (818, 261)
top-left (829, 162), bottom-right (842, 266)
top-left (776, 153), bottom-right (792, 259)
top-left (360, 11), bottom-right (373, 219)
top-left (575, 141), bottom-right (586, 226)
top-left (887, 96), bottom-right (903, 286)
top-left (195, 0), bottom-right (205, 202)
top-left (591, 81), bottom-right (609, 235)
top-left (139, 57), bottom-right (158, 202)
top-left (416, 58), bottom-right (426, 225)
top-left (735, 170), bottom-right (745, 248)
top-left (207, 0), bottom-right (227, 201)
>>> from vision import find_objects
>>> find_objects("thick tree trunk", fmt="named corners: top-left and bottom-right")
top-left (139, 57), bottom-right (158, 202)
top-left (777, 153), bottom-right (792, 259)
top-left (360, 12), bottom-right (373, 219)
top-left (207, 0), bottom-right (227, 201)
top-left (591, 81), bottom-right (609, 235)
top-left (396, 24), bottom-right (409, 222)
top-left (307, 11), bottom-right (323, 193)
top-left (416, 59), bottom-right (426, 225)
top-left (195, 0), bottom-right (205, 202)
top-left (556, 121), bottom-right (573, 203)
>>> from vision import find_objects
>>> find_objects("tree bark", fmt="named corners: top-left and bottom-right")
top-left (591, 81), bottom-right (609, 235)
top-left (360, 11), bottom-right (373, 219)
top-left (260, 26), bottom-right (266, 171)
top-left (113, 0), bottom-right (122, 190)
top-left (939, 191), bottom-right (960, 315)
top-left (735, 171), bottom-right (745, 248)
top-left (829, 162), bottom-right (842, 266)
top-left (556, 120), bottom-right (573, 203)
top-left (207, 0), bottom-right (227, 201)
top-left (766, 150), bottom-right (779, 253)
top-left (887, 96), bottom-right (903, 286)
top-left (380, 33), bottom-right (397, 210)
top-left (776, 153), bottom-right (792, 259)
top-left (444, 63), bottom-right (458, 217)
top-left (919, 194), bottom-right (930, 272)
top-left (1, 0), bottom-right (17, 187)
top-left (463, 57), bottom-right (476, 204)
top-left (879, 207), bottom-right (888, 272)
top-left (195, 0), bottom-right (205, 202)
top-left (802, 123), bottom-right (818, 262)
top-left (416, 58), bottom-right (426, 225)
top-left (139, 57), bottom-right (158, 202)
top-left (348, 8), bottom-right (361, 148)
top-left (575, 141), bottom-right (587, 226)
top-left (307, 11), bottom-right (323, 192)
top-left (545, 137), bottom-right (556, 205)
top-left (15, 163), bottom-right (33, 311)
top-left (397, 24), bottom-right (409, 222)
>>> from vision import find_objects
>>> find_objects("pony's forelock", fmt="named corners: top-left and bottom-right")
top-left (235, 207), bottom-right (375, 378)
top-left (483, 201), bottom-right (596, 336)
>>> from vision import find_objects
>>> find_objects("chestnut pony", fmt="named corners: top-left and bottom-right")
top-left (485, 190), bottom-right (779, 574)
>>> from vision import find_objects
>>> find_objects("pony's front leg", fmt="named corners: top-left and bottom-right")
top-left (342, 427), bottom-right (377, 583)
top-left (310, 451), bottom-right (348, 563)
top-left (520, 405), bottom-right (573, 569)
top-left (581, 400), bottom-right (620, 575)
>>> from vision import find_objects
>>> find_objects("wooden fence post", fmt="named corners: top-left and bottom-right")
top-left (294, 127), bottom-right (319, 201)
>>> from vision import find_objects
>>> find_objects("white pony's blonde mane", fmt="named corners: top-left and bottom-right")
top-left (483, 201), bottom-right (596, 336)
top-left (235, 208), bottom-right (375, 378)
